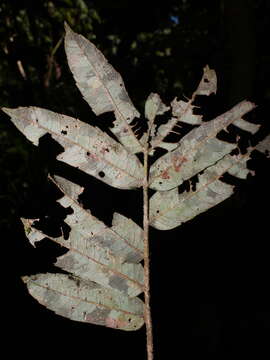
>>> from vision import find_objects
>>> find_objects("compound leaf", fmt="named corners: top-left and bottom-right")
top-left (3, 24), bottom-right (266, 337)
top-left (22, 273), bottom-right (144, 331)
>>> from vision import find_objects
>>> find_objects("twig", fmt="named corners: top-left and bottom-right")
top-left (44, 35), bottom-right (64, 87)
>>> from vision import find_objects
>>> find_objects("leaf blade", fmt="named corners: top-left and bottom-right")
top-left (2, 107), bottom-right (144, 189)
top-left (23, 273), bottom-right (144, 331)
top-left (150, 153), bottom-right (252, 230)
top-left (52, 175), bottom-right (144, 262)
top-left (150, 66), bottom-right (217, 151)
top-left (256, 134), bottom-right (270, 157)
top-left (64, 23), bottom-right (143, 154)
top-left (21, 176), bottom-right (144, 296)
top-left (149, 100), bottom-right (256, 190)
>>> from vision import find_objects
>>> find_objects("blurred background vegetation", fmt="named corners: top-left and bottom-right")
top-left (1, 1), bottom-right (270, 358)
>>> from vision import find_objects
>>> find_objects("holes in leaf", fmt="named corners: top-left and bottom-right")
top-left (86, 151), bottom-right (90, 156)
top-left (98, 171), bottom-right (105, 178)
top-left (204, 78), bottom-right (209, 83)
top-left (156, 210), bottom-right (160, 214)
top-left (190, 175), bottom-right (198, 191)
top-left (61, 222), bottom-right (71, 240)
top-left (119, 83), bottom-right (123, 87)
top-left (61, 130), bottom-right (67, 135)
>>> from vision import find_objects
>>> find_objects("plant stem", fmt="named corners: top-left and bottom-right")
top-left (143, 147), bottom-right (154, 360)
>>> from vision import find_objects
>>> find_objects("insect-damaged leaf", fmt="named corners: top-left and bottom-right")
top-left (149, 100), bottom-right (256, 191)
top-left (145, 93), bottom-right (169, 124)
top-left (172, 65), bottom-right (217, 125)
top-left (2, 107), bottom-right (144, 189)
top-left (22, 176), bottom-right (144, 297)
top-left (64, 23), bottom-right (143, 154)
top-left (22, 273), bottom-right (144, 331)
top-left (194, 64), bottom-right (217, 96)
top-left (150, 152), bottom-right (252, 230)
top-left (256, 134), bottom-right (270, 157)
top-left (144, 93), bottom-right (175, 152)
top-left (51, 175), bottom-right (144, 262)
top-left (150, 66), bottom-right (217, 152)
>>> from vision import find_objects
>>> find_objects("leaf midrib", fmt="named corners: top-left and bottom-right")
top-left (150, 154), bottom-right (248, 225)
top-left (149, 102), bottom-right (253, 185)
top-left (21, 107), bottom-right (143, 184)
top-left (32, 226), bottom-right (143, 290)
top-left (28, 278), bottom-right (143, 316)
top-left (70, 31), bottom-right (143, 152)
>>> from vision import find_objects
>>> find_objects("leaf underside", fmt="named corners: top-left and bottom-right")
top-left (2, 107), bottom-right (144, 190)
top-left (2, 24), bottom-right (267, 332)
top-left (150, 152), bottom-right (252, 230)
top-left (64, 23), bottom-right (143, 154)
top-left (21, 175), bottom-right (144, 330)
top-left (22, 273), bottom-right (144, 331)
top-left (149, 100), bottom-right (256, 191)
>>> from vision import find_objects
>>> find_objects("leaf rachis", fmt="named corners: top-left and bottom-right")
top-left (2, 24), bottom-right (269, 360)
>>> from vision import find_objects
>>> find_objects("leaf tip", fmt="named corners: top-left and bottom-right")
top-left (21, 275), bottom-right (30, 284)
top-left (64, 21), bottom-right (72, 33)
top-left (1, 107), bottom-right (13, 117)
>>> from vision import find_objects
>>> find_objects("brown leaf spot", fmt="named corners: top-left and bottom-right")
top-left (161, 170), bottom-right (170, 179)
top-left (172, 155), bottom-right (187, 172)
top-left (105, 317), bottom-right (128, 329)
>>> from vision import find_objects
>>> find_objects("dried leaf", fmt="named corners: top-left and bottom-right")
top-left (171, 100), bottom-right (202, 125)
top-left (22, 273), bottom-right (144, 331)
top-left (21, 176), bottom-right (144, 297)
top-left (194, 65), bottom-right (217, 96)
top-left (150, 66), bottom-right (217, 151)
top-left (64, 23), bottom-right (143, 154)
top-left (51, 175), bottom-right (143, 262)
top-left (145, 92), bottom-right (169, 132)
top-left (149, 100), bottom-right (256, 191)
top-left (22, 220), bottom-right (143, 297)
top-left (150, 153), bottom-right (252, 230)
top-left (232, 117), bottom-right (260, 134)
top-left (3, 23), bottom-right (263, 337)
top-left (111, 212), bottom-right (144, 255)
top-left (256, 134), bottom-right (270, 157)
top-left (2, 107), bottom-right (144, 189)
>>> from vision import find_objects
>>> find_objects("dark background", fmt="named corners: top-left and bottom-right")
top-left (1, 1), bottom-right (270, 358)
